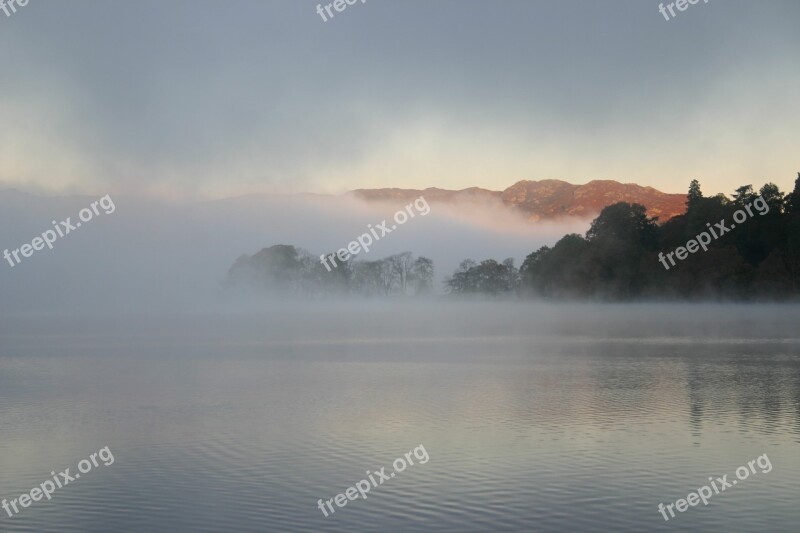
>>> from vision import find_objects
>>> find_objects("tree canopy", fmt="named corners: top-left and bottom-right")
top-left (228, 245), bottom-right (434, 297)
top-left (513, 174), bottom-right (800, 300)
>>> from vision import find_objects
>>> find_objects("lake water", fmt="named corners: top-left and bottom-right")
top-left (1, 303), bottom-right (798, 532)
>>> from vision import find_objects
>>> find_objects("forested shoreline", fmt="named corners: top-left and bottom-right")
top-left (228, 174), bottom-right (800, 301)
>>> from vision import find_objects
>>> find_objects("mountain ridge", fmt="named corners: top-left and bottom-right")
top-left (348, 179), bottom-right (687, 222)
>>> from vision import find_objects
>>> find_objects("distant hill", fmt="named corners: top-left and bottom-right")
top-left (348, 179), bottom-right (686, 222)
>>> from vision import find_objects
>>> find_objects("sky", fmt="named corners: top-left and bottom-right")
top-left (0, 0), bottom-right (798, 199)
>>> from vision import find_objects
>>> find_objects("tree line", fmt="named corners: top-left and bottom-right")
top-left (513, 173), bottom-right (800, 300)
top-left (227, 173), bottom-right (800, 300)
top-left (227, 245), bottom-right (434, 297)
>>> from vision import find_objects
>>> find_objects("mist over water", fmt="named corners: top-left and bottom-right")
top-left (0, 191), bottom-right (589, 314)
top-left (1, 193), bottom-right (799, 532)
top-left (0, 302), bottom-right (798, 532)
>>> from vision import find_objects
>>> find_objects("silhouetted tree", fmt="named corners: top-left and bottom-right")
top-left (759, 183), bottom-right (784, 214)
top-left (586, 202), bottom-right (658, 249)
top-left (785, 172), bottom-right (800, 215)
top-left (687, 179), bottom-right (703, 210)
top-left (732, 184), bottom-right (756, 206)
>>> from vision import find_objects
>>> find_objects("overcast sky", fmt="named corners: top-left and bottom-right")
top-left (0, 0), bottom-right (798, 198)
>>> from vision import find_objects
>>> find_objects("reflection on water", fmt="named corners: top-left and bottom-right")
top-left (0, 303), bottom-right (798, 532)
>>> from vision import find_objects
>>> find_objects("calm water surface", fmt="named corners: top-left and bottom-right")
top-left (0, 303), bottom-right (798, 532)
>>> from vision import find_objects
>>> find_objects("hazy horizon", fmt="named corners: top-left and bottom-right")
top-left (0, 173), bottom-right (790, 204)
top-left (1, 0), bottom-right (799, 199)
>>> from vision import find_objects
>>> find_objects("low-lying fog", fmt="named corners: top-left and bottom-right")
top-left (0, 191), bottom-right (590, 314)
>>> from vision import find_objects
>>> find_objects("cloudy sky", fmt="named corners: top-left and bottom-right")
top-left (0, 0), bottom-right (798, 199)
